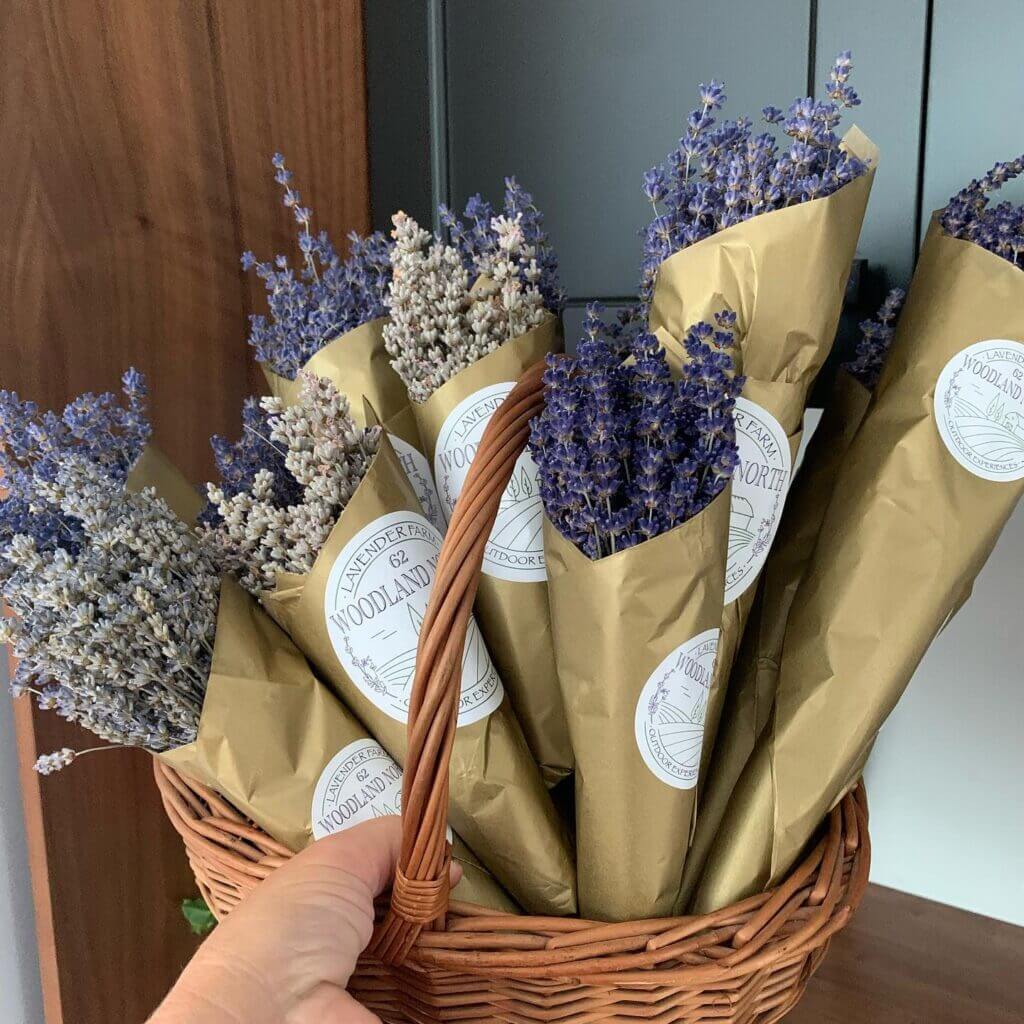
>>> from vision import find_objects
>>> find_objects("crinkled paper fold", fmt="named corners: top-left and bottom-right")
top-left (413, 317), bottom-right (573, 786)
top-left (161, 578), bottom-right (515, 911)
top-left (259, 436), bottom-right (577, 915)
top-left (694, 222), bottom-right (1024, 911)
top-left (544, 487), bottom-right (730, 921)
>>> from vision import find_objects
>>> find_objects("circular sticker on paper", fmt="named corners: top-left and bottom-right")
top-left (311, 739), bottom-right (404, 839)
top-left (725, 398), bottom-right (793, 604)
top-left (434, 382), bottom-right (547, 583)
top-left (387, 433), bottom-right (446, 534)
top-left (324, 510), bottom-right (503, 726)
top-left (311, 739), bottom-right (452, 842)
top-left (934, 339), bottom-right (1024, 482)
top-left (634, 628), bottom-right (720, 790)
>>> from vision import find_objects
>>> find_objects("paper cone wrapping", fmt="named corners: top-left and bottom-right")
top-left (678, 369), bottom-right (869, 907)
top-left (259, 435), bottom-right (576, 915)
top-left (412, 317), bottom-right (573, 786)
top-left (649, 129), bottom-right (877, 839)
top-left (262, 318), bottom-right (407, 428)
top-left (693, 221), bottom-right (1024, 911)
top-left (127, 444), bottom-right (202, 524)
top-left (544, 487), bottom-right (731, 921)
top-left (261, 317), bottom-right (446, 536)
top-left (161, 578), bottom-right (515, 912)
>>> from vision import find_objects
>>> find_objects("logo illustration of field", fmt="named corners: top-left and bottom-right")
top-left (634, 628), bottom-right (720, 789)
top-left (387, 433), bottom-right (446, 534)
top-left (725, 398), bottom-right (792, 604)
top-left (324, 511), bottom-right (503, 726)
top-left (435, 382), bottom-right (548, 583)
top-left (935, 340), bottom-right (1024, 482)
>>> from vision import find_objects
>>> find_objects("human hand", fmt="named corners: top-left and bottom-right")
top-left (152, 816), bottom-right (440, 1024)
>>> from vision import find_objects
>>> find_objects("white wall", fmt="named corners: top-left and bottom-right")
top-left (864, 501), bottom-right (1024, 925)
top-left (0, 660), bottom-right (44, 1024)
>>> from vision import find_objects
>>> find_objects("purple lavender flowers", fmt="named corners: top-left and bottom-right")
top-left (843, 288), bottom-right (905, 391)
top-left (639, 52), bottom-right (867, 310)
top-left (0, 369), bottom-right (150, 558)
top-left (530, 306), bottom-right (743, 559)
top-left (939, 155), bottom-right (1024, 266)
top-left (438, 176), bottom-right (567, 313)
top-left (243, 154), bottom-right (393, 379)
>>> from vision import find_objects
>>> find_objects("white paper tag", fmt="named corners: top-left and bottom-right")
top-left (725, 397), bottom-right (793, 604)
top-left (387, 433), bottom-right (446, 534)
top-left (311, 738), bottom-right (452, 842)
top-left (934, 339), bottom-right (1024, 482)
top-left (324, 510), bottom-right (503, 726)
top-left (434, 382), bottom-right (547, 583)
top-left (634, 628), bottom-right (720, 790)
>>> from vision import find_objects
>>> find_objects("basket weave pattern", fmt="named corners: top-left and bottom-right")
top-left (156, 362), bottom-right (870, 1023)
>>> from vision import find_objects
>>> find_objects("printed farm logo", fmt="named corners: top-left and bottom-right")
top-left (324, 511), bottom-right (503, 725)
top-left (935, 339), bottom-right (1024, 482)
top-left (435, 382), bottom-right (548, 583)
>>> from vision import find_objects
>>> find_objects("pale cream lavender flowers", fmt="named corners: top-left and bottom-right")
top-left (0, 455), bottom-right (221, 770)
top-left (202, 373), bottom-right (380, 592)
top-left (383, 210), bottom-right (548, 402)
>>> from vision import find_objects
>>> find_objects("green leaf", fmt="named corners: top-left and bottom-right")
top-left (182, 897), bottom-right (217, 936)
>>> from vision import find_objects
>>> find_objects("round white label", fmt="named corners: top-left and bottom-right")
top-left (934, 339), bottom-right (1024, 482)
top-left (634, 628), bottom-right (720, 789)
top-left (324, 510), bottom-right (503, 726)
top-left (387, 433), bottom-right (446, 534)
top-left (434, 382), bottom-right (547, 583)
top-left (725, 398), bottom-right (793, 604)
top-left (311, 739), bottom-right (404, 839)
top-left (311, 738), bottom-right (452, 842)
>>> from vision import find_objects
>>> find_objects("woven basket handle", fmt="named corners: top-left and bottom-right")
top-left (370, 360), bottom-right (548, 965)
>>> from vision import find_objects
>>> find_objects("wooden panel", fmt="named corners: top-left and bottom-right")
top-left (815, 0), bottom-right (929, 287)
top-left (444, 0), bottom-right (810, 298)
top-left (790, 884), bottom-right (1024, 1023)
top-left (0, 2), bottom-right (369, 1021)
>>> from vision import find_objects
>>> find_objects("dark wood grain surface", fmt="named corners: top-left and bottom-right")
top-left (789, 884), bottom-right (1024, 1024)
top-left (0, 2), bottom-right (369, 1021)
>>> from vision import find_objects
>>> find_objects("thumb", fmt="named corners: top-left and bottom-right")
top-left (290, 984), bottom-right (383, 1024)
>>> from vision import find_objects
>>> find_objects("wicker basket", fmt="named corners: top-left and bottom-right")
top-left (156, 361), bottom-right (871, 1023)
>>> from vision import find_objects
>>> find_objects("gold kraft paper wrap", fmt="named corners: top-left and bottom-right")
top-left (412, 317), bottom-right (573, 786)
top-left (161, 579), bottom-right (514, 912)
top-left (678, 369), bottom-right (869, 908)
top-left (544, 487), bottom-right (730, 921)
top-left (649, 127), bottom-right (877, 391)
top-left (262, 317), bottom-right (409, 430)
top-left (259, 436), bottom-right (576, 915)
top-left (127, 444), bottom-right (202, 524)
top-left (694, 222), bottom-right (1024, 912)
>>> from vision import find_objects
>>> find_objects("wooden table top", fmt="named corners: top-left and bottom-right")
top-left (787, 884), bottom-right (1024, 1023)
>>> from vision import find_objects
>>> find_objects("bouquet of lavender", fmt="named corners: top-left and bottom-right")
top-left (680, 289), bottom-right (904, 907)
top-left (202, 373), bottom-right (576, 916)
top-left (639, 54), bottom-right (878, 822)
top-left (693, 159), bottom-right (1024, 912)
top-left (383, 182), bottom-right (574, 785)
top-left (535, 307), bottom-right (743, 921)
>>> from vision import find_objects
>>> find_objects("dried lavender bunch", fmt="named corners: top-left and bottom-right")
top-left (383, 210), bottom-right (549, 401)
top-left (243, 154), bottom-right (393, 379)
top-left (198, 398), bottom-right (302, 528)
top-left (939, 155), bottom-right (1024, 266)
top-left (639, 51), bottom-right (867, 310)
top-left (202, 373), bottom-right (380, 592)
top-left (439, 177), bottom-right (566, 313)
top-left (843, 287), bottom-right (905, 390)
top-left (530, 306), bottom-right (743, 560)
top-left (0, 369), bottom-right (150, 559)
top-left (0, 455), bottom-right (220, 770)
